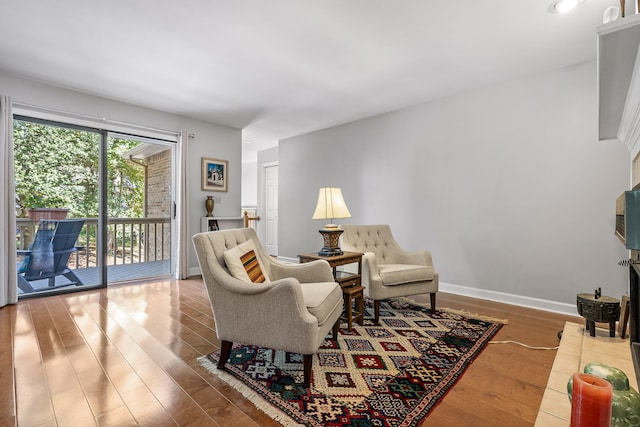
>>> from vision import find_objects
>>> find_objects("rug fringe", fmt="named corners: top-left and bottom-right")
top-left (394, 297), bottom-right (509, 324)
top-left (198, 355), bottom-right (304, 427)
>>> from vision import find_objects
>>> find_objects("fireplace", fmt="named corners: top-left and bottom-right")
top-left (629, 265), bottom-right (640, 389)
top-left (620, 188), bottom-right (640, 389)
top-left (612, 186), bottom-right (640, 387)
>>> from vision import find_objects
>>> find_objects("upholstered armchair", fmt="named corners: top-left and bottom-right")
top-left (340, 224), bottom-right (438, 324)
top-left (192, 228), bottom-right (343, 387)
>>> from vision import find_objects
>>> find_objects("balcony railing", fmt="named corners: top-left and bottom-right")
top-left (16, 217), bottom-right (171, 270)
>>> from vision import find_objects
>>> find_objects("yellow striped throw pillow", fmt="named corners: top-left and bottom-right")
top-left (223, 239), bottom-right (271, 283)
top-left (239, 249), bottom-right (266, 283)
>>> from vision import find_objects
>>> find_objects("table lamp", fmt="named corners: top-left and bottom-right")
top-left (312, 187), bottom-right (351, 256)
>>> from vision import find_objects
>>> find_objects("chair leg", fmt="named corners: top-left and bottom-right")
top-left (332, 318), bottom-right (339, 341)
top-left (303, 354), bottom-right (313, 388)
top-left (17, 275), bottom-right (35, 293)
top-left (430, 292), bottom-right (436, 313)
top-left (217, 340), bottom-right (233, 369)
top-left (63, 269), bottom-right (84, 286)
top-left (374, 300), bottom-right (381, 325)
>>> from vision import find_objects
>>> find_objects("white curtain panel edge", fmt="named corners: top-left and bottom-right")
top-left (1, 96), bottom-right (18, 306)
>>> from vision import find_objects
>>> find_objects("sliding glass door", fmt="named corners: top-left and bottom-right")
top-left (14, 117), bottom-right (174, 297)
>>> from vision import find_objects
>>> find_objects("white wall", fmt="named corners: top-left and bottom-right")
top-left (279, 61), bottom-right (630, 310)
top-left (241, 160), bottom-right (258, 206)
top-left (0, 71), bottom-right (242, 274)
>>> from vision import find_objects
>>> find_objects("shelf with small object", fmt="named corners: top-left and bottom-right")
top-left (200, 217), bottom-right (243, 232)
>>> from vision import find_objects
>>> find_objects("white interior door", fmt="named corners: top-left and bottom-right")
top-left (264, 165), bottom-right (278, 256)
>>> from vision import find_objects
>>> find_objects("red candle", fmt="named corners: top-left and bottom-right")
top-left (570, 373), bottom-right (613, 427)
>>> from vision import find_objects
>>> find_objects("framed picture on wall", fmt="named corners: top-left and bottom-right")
top-left (202, 157), bottom-right (228, 192)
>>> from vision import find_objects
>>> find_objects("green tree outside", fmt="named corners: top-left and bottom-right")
top-left (13, 120), bottom-right (145, 219)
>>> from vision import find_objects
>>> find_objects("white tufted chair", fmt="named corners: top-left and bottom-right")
top-left (192, 228), bottom-right (343, 387)
top-left (340, 224), bottom-right (438, 323)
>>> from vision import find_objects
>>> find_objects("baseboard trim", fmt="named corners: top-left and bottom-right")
top-left (191, 260), bottom-right (577, 317)
top-left (273, 260), bottom-right (579, 316)
top-left (439, 282), bottom-right (577, 317)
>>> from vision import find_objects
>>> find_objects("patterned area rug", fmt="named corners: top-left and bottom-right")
top-left (198, 298), bottom-right (505, 427)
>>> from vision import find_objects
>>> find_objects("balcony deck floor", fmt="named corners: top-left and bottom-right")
top-left (18, 260), bottom-right (171, 295)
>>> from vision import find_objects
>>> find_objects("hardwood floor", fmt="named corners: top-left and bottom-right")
top-left (0, 278), bottom-right (581, 426)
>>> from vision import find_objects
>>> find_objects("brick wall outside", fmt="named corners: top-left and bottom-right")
top-left (145, 149), bottom-right (171, 260)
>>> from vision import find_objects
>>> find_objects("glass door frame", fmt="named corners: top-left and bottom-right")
top-left (14, 114), bottom-right (177, 297)
top-left (106, 131), bottom-right (177, 283)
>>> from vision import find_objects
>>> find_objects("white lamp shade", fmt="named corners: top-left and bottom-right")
top-left (312, 188), bottom-right (351, 221)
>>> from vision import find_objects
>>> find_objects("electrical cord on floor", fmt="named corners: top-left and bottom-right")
top-left (489, 340), bottom-right (559, 350)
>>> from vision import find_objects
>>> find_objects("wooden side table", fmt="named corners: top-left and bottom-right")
top-left (298, 251), bottom-right (364, 331)
top-left (342, 285), bottom-right (364, 331)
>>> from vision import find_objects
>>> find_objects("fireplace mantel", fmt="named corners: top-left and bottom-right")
top-left (598, 13), bottom-right (640, 153)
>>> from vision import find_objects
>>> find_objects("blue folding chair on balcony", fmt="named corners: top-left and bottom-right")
top-left (17, 219), bottom-right (85, 293)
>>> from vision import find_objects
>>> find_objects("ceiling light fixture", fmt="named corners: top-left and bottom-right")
top-left (548, 0), bottom-right (584, 14)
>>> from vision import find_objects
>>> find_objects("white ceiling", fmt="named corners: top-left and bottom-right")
top-left (0, 0), bottom-right (619, 160)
